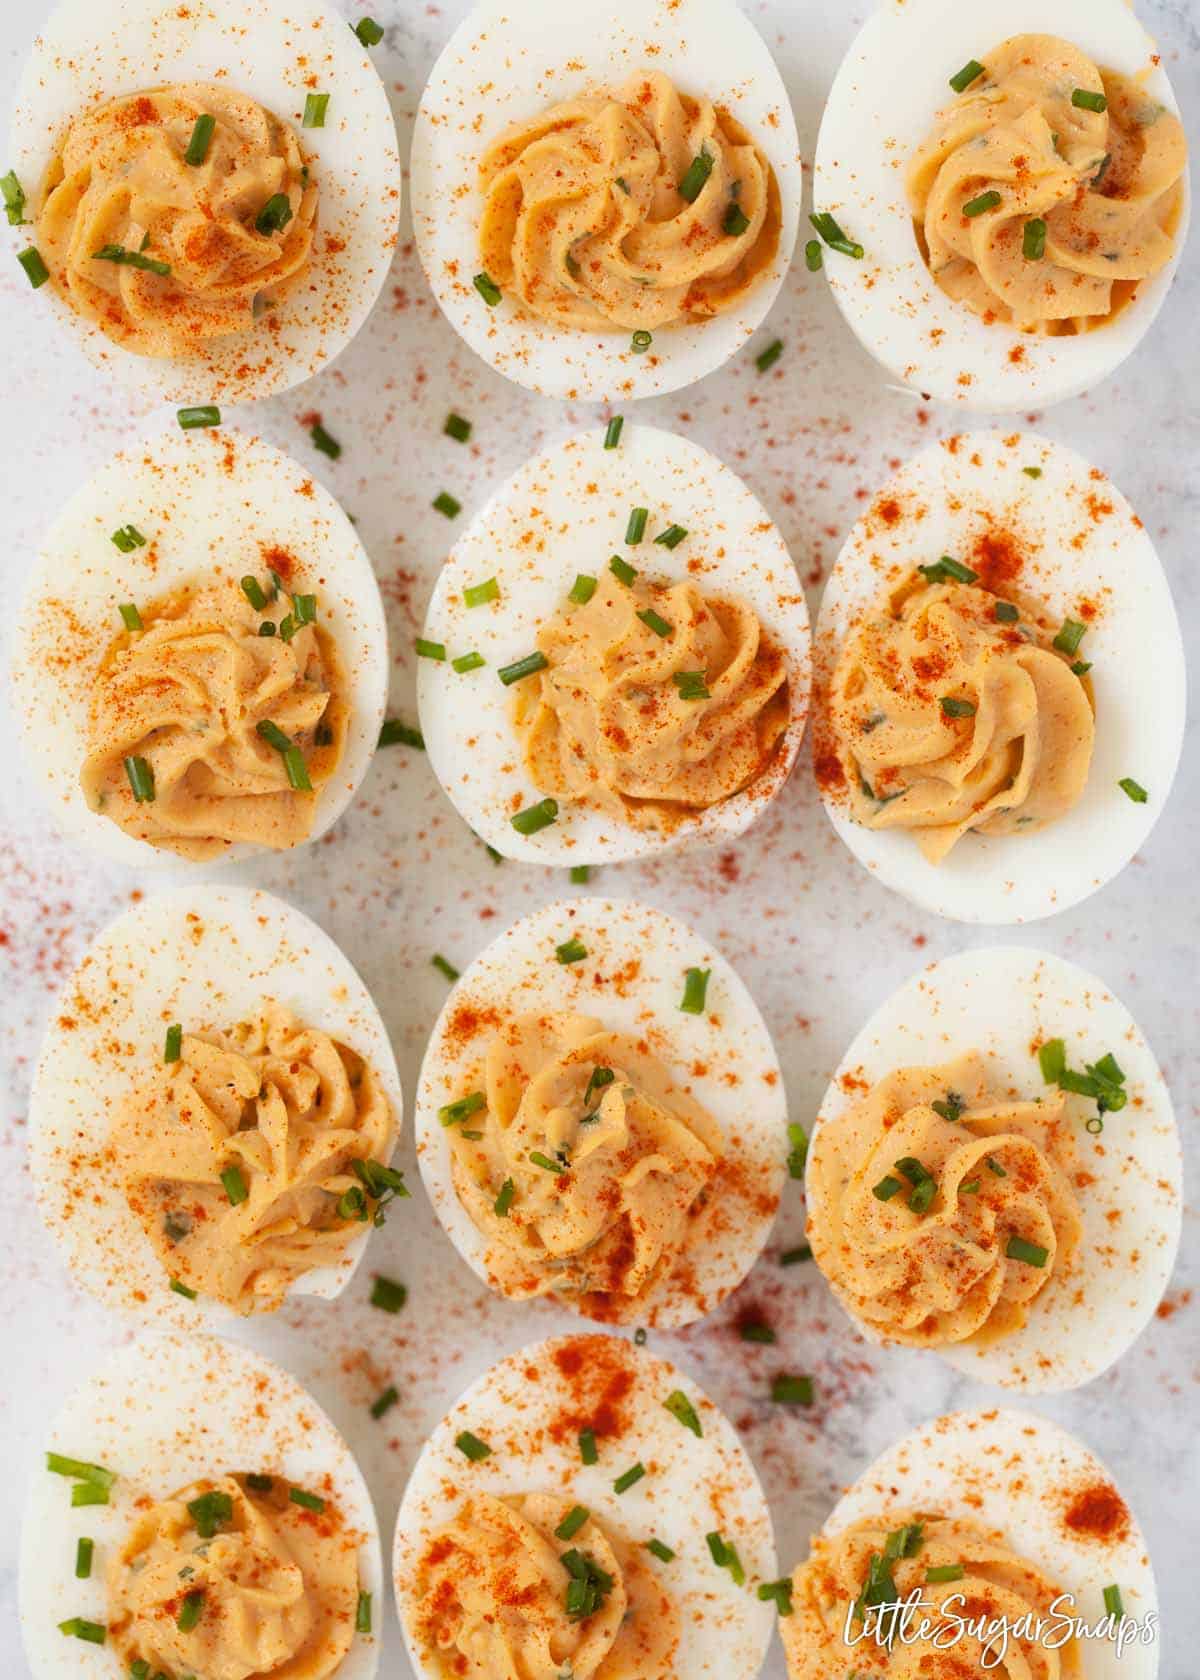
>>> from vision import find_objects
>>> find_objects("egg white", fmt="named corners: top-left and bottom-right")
top-left (410, 0), bottom-right (801, 401)
top-left (416, 895), bottom-right (787, 1329)
top-left (807, 944), bottom-right (1181, 1393)
top-left (813, 429), bottom-right (1184, 924)
top-left (8, 0), bottom-right (401, 405)
top-left (10, 424), bottom-right (388, 870)
top-left (19, 1330), bottom-right (383, 1680)
top-left (28, 883), bottom-right (404, 1327)
top-left (817, 1409), bottom-right (1157, 1680)
top-left (418, 421), bottom-right (811, 865)
top-left (813, 0), bottom-right (1189, 411)
top-left (393, 1331), bottom-right (777, 1680)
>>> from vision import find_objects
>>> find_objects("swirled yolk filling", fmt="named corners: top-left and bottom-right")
top-left (782, 1512), bottom-right (1082, 1679)
top-left (114, 1004), bottom-right (396, 1314)
top-left (478, 69), bottom-right (781, 332)
top-left (107, 1473), bottom-right (359, 1680)
top-left (514, 565), bottom-right (789, 831)
top-left (907, 34), bottom-right (1186, 334)
top-left (806, 1052), bottom-right (1082, 1348)
top-left (37, 83), bottom-right (318, 357)
top-left (445, 1011), bottom-right (722, 1313)
top-left (81, 576), bottom-right (347, 861)
top-left (826, 570), bottom-right (1094, 864)
top-left (414, 1492), bottom-right (679, 1680)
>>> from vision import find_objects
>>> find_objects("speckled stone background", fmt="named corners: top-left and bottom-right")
top-left (2, 1), bottom-right (1197, 1676)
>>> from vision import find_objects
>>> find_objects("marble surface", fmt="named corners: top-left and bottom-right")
top-left (1, 1), bottom-right (1197, 1676)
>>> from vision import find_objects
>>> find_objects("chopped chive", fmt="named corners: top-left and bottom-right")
top-left (118, 601), bottom-right (144, 631)
top-left (963, 190), bottom-right (1001, 217)
top-left (177, 406), bottom-right (220, 429)
top-left (112, 526), bottom-right (146, 554)
top-left (303, 92), bottom-right (330, 128)
top-left (455, 1430), bottom-right (491, 1462)
top-left (958, 1180), bottom-right (981, 1196)
top-left (415, 637), bottom-right (446, 661)
top-left (740, 1321), bottom-right (776, 1344)
top-left (1023, 217), bottom-right (1047, 261)
top-left (47, 1454), bottom-right (116, 1490)
top-left (177, 1589), bottom-right (204, 1632)
top-left (310, 422), bottom-right (341, 459)
top-left (770, 1373), bottom-right (814, 1406)
top-left (1103, 1584), bottom-right (1124, 1619)
top-left (556, 1505), bottom-right (590, 1540)
top-left (75, 1537), bottom-right (94, 1578)
top-left (570, 864), bottom-right (591, 883)
top-left (940, 696), bottom-right (977, 718)
top-left (780, 1243), bottom-right (812, 1265)
top-left (439, 1091), bottom-right (485, 1127)
top-left (625, 506), bottom-right (648, 544)
top-left (756, 337), bottom-right (784, 372)
top-left (809, 211), bottom-right (864, 259)
top-left (724, 202), bottom-right (750, 236)
top-left (289, 1485), bottom-right (326, 1512)
top-left (187, 1489), bottom-right (233, 1538)
top-left (220, 1165), bottom-right (248, 1205)
top-left (255, 192), bottom-right (293, 235)
top-left (1, 169), bottom-right (27, 225)
top-left (1071, 660), bottom-right (1091, 676)
top-left (71, 1482), bottom-right (109, 1508)
top-left (1072, 88), bottom-right (1107, 112)
top-left (631, 329), bottom-right (653, 353)
top-left (920, 554), bottom-right (978, 584)
top-left (184, 113), bottom-right (216, 164)
top-left (613, 1462), bottom-right (645, 1494)
top-left (378, 719), bottom-right (424, 748)
top-left (637, 607), bottom-right (672, 638)
top-left (17, 246), bottom-right (49, 287)
top-left (1023, 465), bottom-right (1043, 478)
top-left (58, 1619), bottom-right (106, 1644)
top-left (663, 1389), bottom-right (702, 1437)
top-left (452, 652), bottom-right (485, 673)
top-left (654, 523), bottom-right (687, 549)
top-left (499, 651), bottom-right (548, 686)
top-left (1118, 777), bottom-right (1148, 803)
top-left (1053, 618), bottom-right (1087, 655)
top-left (241, 575), bottom-right (269, 610)
top-left (92, 243), bottom-right (171, 276)
top-left (679, 967), bottom-right (710, 1015)
top-left (246, 1474), bottom-right (274, 1493)
top-left (355, 1590), bottom-right (372, 1633)
top-left (603, 416), bottom-right (624, 449)
top-left (131, 1662), bottom-right (151, 1680)
top-left (123, 755), bottom-right (155, 804)
top-left (278, 613), bottom-right (296, 641)
top-left (949, 58), bottom-right (986, 92)
top-left (164, 1023), bottom-right (182, 1063)
top-left (473, 270), bottom-right (502, 306)
top-left (529, 1150), bottom-right (565, 1175)
top-left (464, 577), bottom-right (499, 608)
top-left (673, 670), bottom-right (711, 701)
top-left (511, 797), bottom-right (558, 835)
top-left (646, 1538), bottom-right (676, 1562)
top-left (873, 1174), bottom-right (901, 1202)
top-left (908, 1176), bottom-right (937, 1214)
top-left (805, 238), bottom-right (823, 271)
top-left (987, 1156), bottom-right (1007, 1177)
top-left (577, 1430), bottom-right (599, 1466)
top-left (609, 555), bottom-right (637, 586)
top-left (354, 16), bottom-right (384, 45)
top-left (583, 1067), bottom-right (614, 1108)
top-left (931, 1094), bottom-right (963, 1122)
top-left (1039, 1038), bottom-right (1067, 1083)
top-left (370, 1384), bottom-right (399, 1420)
top-left (493, 1178), bottom-right (516, 1217)
top-left (994, 600), bottom-right (1019, 623)
top-left (556, 937), bottom-right (587, 965)
top-left (255, 721), bottom-right (311, 790)
top-left (569, 573), bottom-right (598, 604)
top-left (787, 1121), bottom-right (808, 1180)
top-left (1005, 1235), bottom-right (1049, 1268)
top-left (706, 1532), bottom-right (745, 1585)
top-left (431, 954), bottom-right (459, 982)
top-left (259, 621), bottom-right (277, 636)
top-left (433, 491), bottom-right (461, 518)
top-left (370, 1275), bottom-right (407, 1313)
top-left (170, 1277), bottom-right (197, 1299)
top-left (678, 150), bottom-right (714, 202)
top-left (926, 1563), bottom-right (965, 1583)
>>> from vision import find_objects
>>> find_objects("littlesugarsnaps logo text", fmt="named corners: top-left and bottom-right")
top-left (843, 1589), bottom-right (1158, 1668)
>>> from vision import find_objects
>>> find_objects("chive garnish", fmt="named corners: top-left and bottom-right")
top-left (673, 670), bottom-right (710, 701)
top-left (1072, 88), bottom-right (1107, 112)
top-left (1103, 1583), bottom-right (1124, 1618)
top-left (678, 150), bottom-right (713, 202)
top-left (706, 1531), bottom-right (745, 1585)
top-left (758, 1577), bottom-right (795, 1616)
top-left (654, 524), bottom-right (687, 549)
top-left (625, 506), bottom-right (648, 544)
top-left (177, 406), bottom-right (220, 429)
top-left (679, 967), bottom-right (710, 1014)
top-left (631, 329), bottom-right (653, 353)
top-left (164, 1023), bottom-right (182, 1063)
top-left (464, 577), bottom-right (499, 608)
top-left (963, 190), bottom-right (1001, 217)
top-left (959, 1180), bottom-right (981, 1196)
top-left (987, 1156), bottom-right (1007, 1176)
top-left (1053, 617), bottom-right (1087, 655)
top-left (920, 554), bottom-right (978, 585)
top-left (131, 1661), bottom-right (151, 1679)
top-left (356, 1590), bottom-right (372, 1633)
top-left (663, 1389), bottom-right (702, 1436)
top-left (926, 1563), bottom-right (965, 1583)
top-left (246, 1474), bottom-right (274, 1492)
top-left (556, 1505), bottom-right (590, 1540)
top-left (511, 797), bottom-right (558, 835)
top-left (873, 1174), bottom-right (901, 1202)
top-left (561, 1549), bottom-right (616, 1621)
top-left (740, 1321), bottom-right (776, 1344)
top-left (498, 651), bottom-right (548, 685)
top-left (637, 607), bottom-right (673, 638)
top-left (439, 1091), bottom-right (485, 1126)
top-left (170, 1277), bottom-right (197, 1299)
top-left (931, 1094), bottom-right (963, 1121)
top-left (1023, 218), bottom-right (1047, 261)
top-left (780, 1243), bottom-right (812, 1265)
top-left (370, 1275), bottom-right (407, 1313)
top-left (354, 16), bottom-right (384, 45)
top-left (71, 1483), bottom-right (109, 1508)
top-left (578, 1428), bottom-right (598, 1464)
top-left (724, 203), bottom-right (750, 236)
top-left (569, 573), bottom-right (598, 604)
top-left (124, 755), bottom-right (155, 804)
top-left (570, 864), bottom-right (591, 883)
top-left (452, 652), bottom-right (485, 673)
top-left (433, 491), bottom-right (461, 519)
top-left (1005, 1235), bottom-right (1049, 1267)
top-left (1023, 465), bottom-right (1043, 478)
top-left (241, 575), bottom-right (269, 610)
top-left (184, 114), bottom-right (216, 164)
top-left (770, 1373), bottom-right (814, 1405)
top-left (187, 1489), bottom-right (233, 1537)
top-left (583, 1067), bottom-right (614, 1107)
top-left (949, 58), bottom-right (985, 92)
top-left (370, 1385), bottom-right (399, 1419)
top-left (805, 238), bottom-right (823, 272)
top-left (177, 1589), bottom-right (204, 1632)
top-left (118, 602), bottom-right (144, 631)
top-left (756, 337), bottom-right (783, 372)
top-left (255, 193), bottom-right (293, 235)
top-left (1072, 660), bottom-right (1091, 676)
top-left (378, 719), bottom-right (424, 748)
top-left (646, 1538), bottom-right (676, 1562)
top-left (940, 696), bottom-right (977, 718)
top-left (1039, 1038), bottom-right (1067, 1083)
top-left (255, 720), bottom-right (311, 790)
top-left (431, 954), bottom-right (459, 982)
top-left (1, 170), bottom-right (26, 225)
top-left (529, 1150), bottom-right (565, 1175)
top-left (613, 1462), bottom-right (645, 1494)
top-left (444, 412), bottom-right (473, 445)
top-left (809, 211), bottom-right (864, 259)
top-left (220, 1165), bottom-right (248, 1205)
top-left (17, 247), bottom-right (48, 287)
top-left (303, 92), bottom-right (329, 128)
top-left (603, 416), bottom-right (624, 449)
top-left (311, 422), bottom-right (341, 459)
top-left (415, 637), bottom-right (446, 661)
top-left (455, 1430), bottom-right (491, 1462)
top-left (609, 555), bottom-right (637, 586)
top-left (473, 271), bottom-right (502, 306)
top-left (289, 1485), bottom-right (325, 1512)
top-left (112, 526), bottom-right (146, 553)
top-left (493, 1178), bottom-right (516, 1217)
top-left (58, 1619), bottom-right (106, 1644)
top-left (994, 600), bottom-right (1019, 623)
top-left (556, 937), bottom-right (587, 965)
top-left (1119, 777), bottom-right (1148, 803)
top-left (92, 244), bottom-right (171, 276)
top-left (75, 1537), bottom-right (93, 1578)
top-left (787, 1122), bottom-right (808, 1180)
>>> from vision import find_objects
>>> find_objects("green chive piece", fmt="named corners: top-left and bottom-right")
top-left (679, 967), bottom-right (710, 1015)
top-left (355, 1590), bottom-right (372, 1633)
top-left (455, 1430), bottom-right (491, 1462)
top-left (354, 15), bottom-right (384, 45)
top-left (187, 1489), bottom-right (233, 1538)
top-left (1, 169), bottom-right (27, 225)
top-left (220, 1165), bottom-right (248, 1205)
top-left (278, 613), bottom-right (296, 641)
top-left (646, 1538), bottom-right (676, 1562)
top-left (787, 1122), bottom-right (808, 1180)
top-left (625, 506), bottom-right (648, 544)
top-left (1103, 1583), bottom-right (1124, 1619)
top-left (809, 211), bottom-right (864, 258)
top-left (241, 575), bottom-right (269, 610)
top-left (464, 577), bottom-right (499, 608)
top-left (310, 422), bottom-right (341, 459)
top-left (873, 1174), bottom-right (901, 1202)
top-left (452, 652), bottom-right (485, 674)
top-left (706, 1532), bottom-right (745, 1585)
top-left (994, 600), bottom-right (1019, 623)
top-left (678, 150), bottom-right (714, 202)
top-left (255, 192), bottom-right (293, 235)
top-left (370, 1275), bottom-right (407, 1313)
top-left (170, 1277), bottom-right (197, 1299)
top-left (1005, 1235), bottom-right (1049, 1267)
top-left (164, 1023), bottom-right (182, 1063)
top-left (931, 1094), bottom-right (963, 1122)
top-left (556, 937), bottom-right (587, 965)
top-left (780, 1243), bottom-right (812, 1265)
top-left (940, 696), bottom-right (977, 718)
top-left (569, 573), bottom-right (598, 604)
top-left (511, 797), bottom-right (558, 835)
top-left (963, 190), bottom-right (1001, 217)
top-left (131, 1661), bottom-right (151, 1680)
top-left (303, 92), bottom-right (330, 128)
top-left (1118, 777), bottom-right (1148, 803)
top-left (255, 720), bottom-right (311, 790)
top-left (92, 243), bottom-right (171, 276)
top-left (124, 755), bottom-right (155, 804)
top-left (58, 1619), bottom-right (106, 1644)
top-left (112, 526), bottom-right (147, 554)
top-left (609, 555), bottom-right (637, 586)
top-left (370, 1385), bottom-right (399, 1420)
top-left (908, 1176), bottom-right (937, 1214)
top-left (71, 1483), bottom-right (109, 1508)
top-left (494, 1178), bottom-right (516, 1217)
top-left (603, 416), bottom-right (624, 449)
top-left (184, 114), bottom-right (216, 164)
top-left (556, 1505), bottom-right (590, 1541)
top-left (378, 719), bottom-right (424, 749)
top-left (673, 670), bottom-right (711, 701)
top-left (663, 1389), bottom-right (702, 1437)
top-left (724, 202), bottom-right (750, 236)
top-left (631, 329), bottom-right (653, 354)
top-left (1072, 88), bottom-right (1107, 112)
top-left (637, 607), bottom-right (673, 639)
top-left (473, 270), bottom-right (502, 306)
top-left (920, 554), bottom-right (978, 584)
top-left (444, 412), bottom-right (472, 443)
top-left (246, 1474), bottom-right (274, 1493)
top-left (118, 601), bottom-right (144, 631)
top-left (1023, 465), bottom-right (1043, 478)
top-left (529, 1150), bottom-right (566, 1175)
top-left (415, 637), bottom-right (446, 661)
top-left (498, 651), bottom-right (548, 686)
top-left (654, 524), bottom-right (687, 550)
top-left (177, 1589), bottom-right (204, 1632)
top-left (1053, 617), bottom-right (1087, 655)
top-left (613, 1462), bottom-right (645, 1494)
top-left (431, 954), bottom-right (460, 982)
top-left (579, 1429), bottom-right (598, 1465)
top-left (1071, 660), bottom-right (1092, 676)
top-left (926, 1563), bottom-right (965, 1583)
top-left (74, 1537), bottom-right (94, 1578)
top-left (570, 864), bottom-right (592, 883)
top-left (1039, 1038), bottom-right (1067, 1083)
top-left (439, 1091), bottom-right (485, 1127)
top-left (805, 239), bottom-right (823, 271)
top-left (740, 1321), bottom-right (776, 1344)
top-left (433, 491), bottom-right (461, 518)
top-left (18, 246), bottom-right (50, 287)
top-left (949, 58), bottom-right (986, 92)
top-left (756, 337), bottom-right (783, 372)
top-left (1023, 218), bottom-right (1047, 260)
top-left (988, 1156), bottom-right (1007, 1176)
top-left (289, 1485), bottom-right (325, 1512)
top-left (177, 406), bottom-right (220, 429)
top-left (770, 1373), bottom-right (814, 1406)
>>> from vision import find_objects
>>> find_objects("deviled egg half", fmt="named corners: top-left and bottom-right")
top-left (806, 945), bottom-right (1180, 1392)
top-left (394, 1332), bottom-right (778, 1680)
top-left (783, 1409), bottom-right (1158, 1680)
top-left (21, 1331), bottom-right (383, 1680)
top-left (410, 0), bottom-right (801, 401)
top-left (416, 896), bottom-right (788, 1329)
top-left (8, 0), bottom-right (401, 404)
top-left (29, 884), bottom-right (405, 1325)
top-left (812, 430), bottom-right (1184, 923)
top-left (814, 0), bottom-right (1189, 409)
top-left (418, 422), bottom-right (811, 866)
top-left (11, 426), bottom-right (388, 869)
